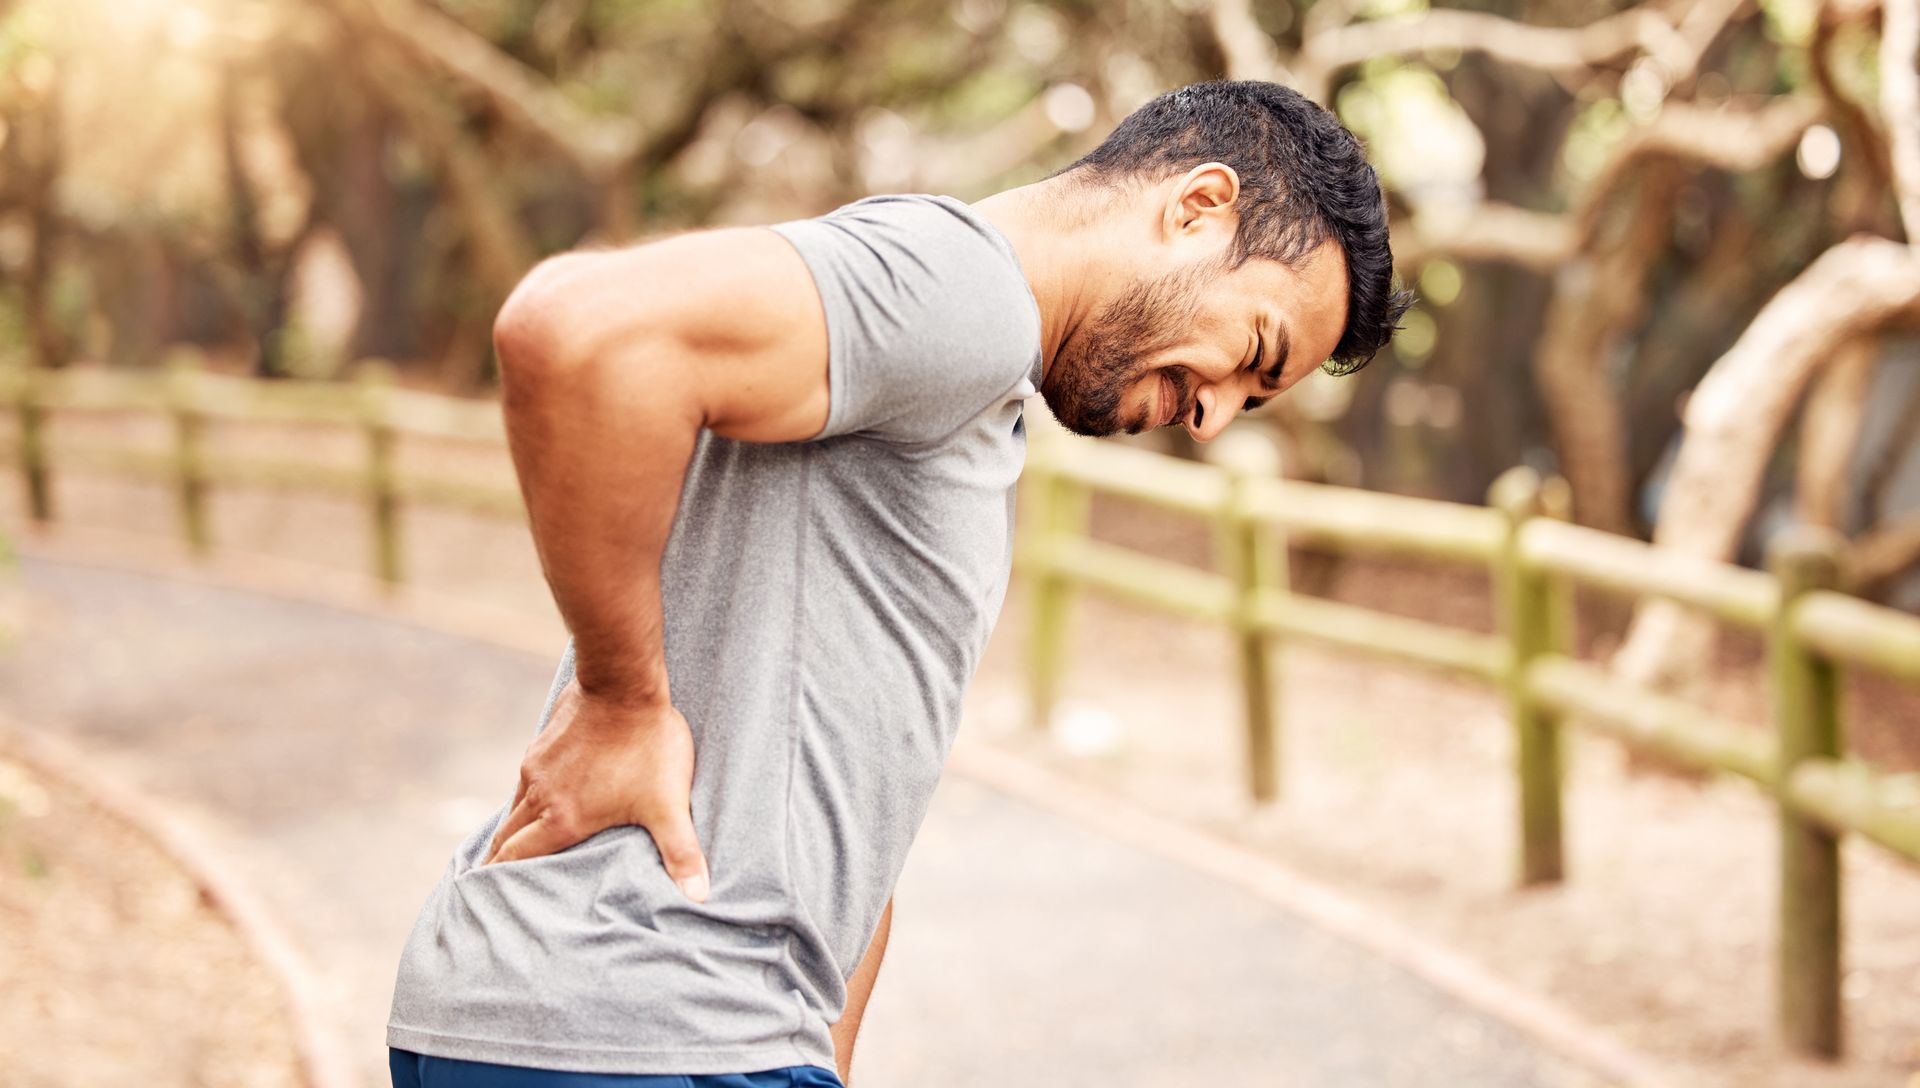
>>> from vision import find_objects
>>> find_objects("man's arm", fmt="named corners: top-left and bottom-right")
top-left (479, 228), bottom-right (831, 898)
top-left (832, 896), bottom-right (894, 1085)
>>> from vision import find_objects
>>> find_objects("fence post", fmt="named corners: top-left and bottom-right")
top-left (16, 361), bottom-right (51, 522)
top-left (1537, 475), bottom-right (1575, 651)
top-left (1491, 466), bottom-right (1564, 885)
top-left (357, 360), bottom-right (403, 588)
top-left (1768, 527), bottom-right (1845, 1059)
top-left (1022, 422), bottom-right (1088, 732)
top-left (165, 348), bottom-right (212, 557)
top-left (1213, 434), bottom-right (1286, 804)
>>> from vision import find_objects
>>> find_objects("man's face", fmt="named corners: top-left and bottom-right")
top-left (1040, 236), bottom-right (1348, 441)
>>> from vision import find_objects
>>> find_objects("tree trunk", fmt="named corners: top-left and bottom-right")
top-left (221, 62), bottom-right (305, 377)
top-left (358, 45), bottom-right (535, 391)
top-left (1850, 516), bottom-right (1920, 600)
top-left (1859, 371), bottom-right (1920, 526)
top-left (1530, 164), bottom-right (1680, 536)
top-left (1612, 238), bottom-right (1920, 696)
top-left (1794, 336), bottom-right (1876, 532)
top-left (19, 79), bottom-right (65, 369)
top-left (1533, 257), bottom-right (1639, 535)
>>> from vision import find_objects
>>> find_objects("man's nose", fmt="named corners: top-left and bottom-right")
top-left (1184, 384), bottom-right (1240, 444)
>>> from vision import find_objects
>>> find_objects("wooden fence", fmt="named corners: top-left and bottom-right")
top-left (4, 353), bottom-right (1918, 1061)
top-left (1018, 422), bottom-right (1920, 1063)
top-left (0, 351), bottom-right (519, 584)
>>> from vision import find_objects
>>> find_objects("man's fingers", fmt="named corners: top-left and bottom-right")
top-left (486, 812), bottom-right (574, 866)
top-left (484, 795), bottom-right (540, 865)
top-left (648, 807), bottom-right (710, 902)
top-left (482, 766), bottom-right (535, 863)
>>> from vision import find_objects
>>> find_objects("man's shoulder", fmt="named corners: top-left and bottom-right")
top-left (812, 192), bottom-right (976, 227)
top-left (768, 194), bottom-right (1041, 445)
top-left (775, 190), bottom-right (1036, 344)
top-left (794, 193), bottom-right (1014, 265)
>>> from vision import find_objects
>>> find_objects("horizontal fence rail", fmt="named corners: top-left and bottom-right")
top-left (1017, 421), bottom-right (1920, 1063)
top-left (1523, 655), bottom-right (1776, 787)
top-left (1251, 591), bottom-right (1508, 683)
top-left (1, 353), bottom-right (524, 583)
top-left (1244, 477), bottom-right (1505, 564)
top-left (1793, 591), bottom-right (1920, 684)
top-left (0, 360), bottom-right (508, 440)
top-left (1518, 518), bottom-right (1780, 629)
top-left (4, 354), bottom-right (1919, 1063)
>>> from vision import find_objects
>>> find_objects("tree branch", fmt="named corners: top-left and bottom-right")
top-left (1794, 335), bottom-right (1876, 530)
top-left (1850, 514), bottom-right (1920, 598)
top-left (1396, 98), bottom-right (1818, 270)
top-left (328, 0), bottom-right (641, 177)
top-left (1392, 202), bottom-right (1575, 272)
top-left (1664, 0), bottom-right (1754, 87)
top-left (1610, 235), bottom-right (1920, 690)
top-left (359, 45), bottom-right (534, 301)
top-left (1290, 0), bottom-right (1747, 101)
top-left (1270, 0), bottom-right (1794, 275)
top-left (920, 91), bottom-right (1075, 193)
top-left (1882, 0), bottom-right (1920, 241)
top-left (1534, 161), bottom-right (1685, 533)
top-left (1305, 9), bottom-right (1650, 79)
top-left (1209, 0), bottom-right (1294, 83)
top-left (1811, 0), bottom-right (1896, 227)
top-left (1658, 236), bottom-right (1920, 560)
top-left (1571, 96), bottom-right (1823, 246)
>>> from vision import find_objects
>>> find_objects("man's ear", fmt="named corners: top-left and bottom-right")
top-left (1163, 161), bottom-right (1241, 245)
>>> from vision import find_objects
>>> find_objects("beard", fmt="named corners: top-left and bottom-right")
top-left (1040, 260), bottom-right (1215, 437)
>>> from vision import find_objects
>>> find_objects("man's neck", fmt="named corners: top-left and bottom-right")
top-left (972, 177), bottom-right (1119, 383)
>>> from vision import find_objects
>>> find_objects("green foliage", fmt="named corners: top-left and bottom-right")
top-left (1337, 60), bottom-right (1484, 193)
top-left (1559, 96), bottom-right (1627, 185)
top-left (927, 67), bottom-right (1047, 130)
top-left (1761, 0), bottom-right (1817, 48)
top-left (1825, 21), bottom-right (1882, 105)
top-left (0, 1), bottom-right (55, 72)
top-left (0, 290), bottom-right (26, 356)
top-left (1418, 261), bottom-right (1463, 307)
top-left (438, 0), bottom-right (539, 43)
top-left (1358, 0), bottom-right (1430, 19)
top-left (1394, 309), bottom-right (1437, 365)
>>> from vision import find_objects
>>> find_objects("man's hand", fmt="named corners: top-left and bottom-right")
top-left (480, 679), bottom-right (711, 903)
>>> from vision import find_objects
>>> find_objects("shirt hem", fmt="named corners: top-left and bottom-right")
top-left (385, 1022), bottom-right (829, 1076)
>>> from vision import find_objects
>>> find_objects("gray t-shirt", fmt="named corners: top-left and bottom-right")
top-left (386, 194), bottom-right (1044, 1075)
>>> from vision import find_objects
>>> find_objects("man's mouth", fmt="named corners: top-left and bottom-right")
top-left (1156, 371), bottom-right (1178, 429)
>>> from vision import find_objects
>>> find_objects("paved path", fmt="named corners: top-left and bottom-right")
top-left (0, 556), bottom-right (1610, 1088)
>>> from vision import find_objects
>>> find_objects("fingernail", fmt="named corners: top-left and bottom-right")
top-left (678, 873), bottom-right (710, 902)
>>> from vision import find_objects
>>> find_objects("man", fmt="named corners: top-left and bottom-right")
top-left (386, 79), bottom-right (1408, 1087)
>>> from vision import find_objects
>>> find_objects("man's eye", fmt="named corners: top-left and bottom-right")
top-left (1249, 340), bottom-right (1264, 371)
top-left (1244, 397), bottom-right (1267, 412)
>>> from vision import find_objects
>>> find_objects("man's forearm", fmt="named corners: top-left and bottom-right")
top-left (493, 253), bottom-right (702, 704)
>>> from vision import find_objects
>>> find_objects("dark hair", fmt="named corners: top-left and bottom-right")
top-left (1061, 80), bottom-right (1413, 375)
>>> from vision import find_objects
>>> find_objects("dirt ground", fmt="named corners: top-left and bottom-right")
top-left (7, 410), bottom-right (1920, 1087)
top-left (0, 749), bottom-right (304, 1088)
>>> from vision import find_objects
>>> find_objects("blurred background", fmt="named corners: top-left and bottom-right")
top-left (5, 0), bottom-right (1920, 584)
top-left (1, 0), bottom-right (1918, 1086)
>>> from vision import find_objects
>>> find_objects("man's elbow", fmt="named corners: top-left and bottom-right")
top-left (493, 254), bottom-right (589, 384)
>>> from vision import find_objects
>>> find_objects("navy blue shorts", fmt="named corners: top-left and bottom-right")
top-left (388, 1048), bottom-right (846, 1088)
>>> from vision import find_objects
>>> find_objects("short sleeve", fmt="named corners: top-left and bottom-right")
top-left (767, 196), bottom-right (1042, 446)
